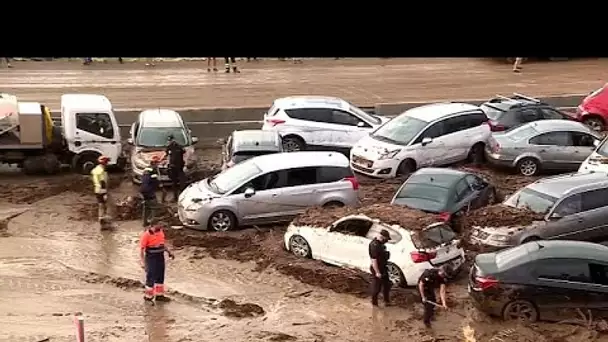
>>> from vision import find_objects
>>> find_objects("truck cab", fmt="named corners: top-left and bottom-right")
top-left (61, 94), bottom-right (124, 174)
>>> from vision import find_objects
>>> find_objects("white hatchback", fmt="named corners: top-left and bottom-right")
top-left (578, 136), bottom-right (608, 174)
top-left (284, 213), bottom-right (465, 287)
top-left (350, 103), bottom-right (491, 178)
top-left (261, 96), bottom-right (390, 153)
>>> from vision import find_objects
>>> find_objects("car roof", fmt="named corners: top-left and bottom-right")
top-left (401, 103), bottom-right (481, 123)
top-left (251, 151), bottom-right (349, 172)
top-left (407, 168), bottom-right (466, 187)
top-left (524, 119), bottom-right (594, 134)
top-left (232, 130), bottom-right (282, 152)
top-left (526, 171), bottom-right (608, 199)
top-left (525, 240), bottom-right (608, 263)
top-left (139, 109), bottom-right (183, 127)
top-left (273, 96), bottom-right (349, 110)
top-left (61, 94), bottom-right (112, 111)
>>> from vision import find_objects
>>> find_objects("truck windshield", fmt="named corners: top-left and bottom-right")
top-left (137, 127), bottom-right (188, 147)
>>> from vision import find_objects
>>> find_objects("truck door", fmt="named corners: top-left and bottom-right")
top-left (69, 111), bottom-right (122, 167)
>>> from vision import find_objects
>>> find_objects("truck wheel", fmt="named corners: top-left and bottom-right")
top-left (42, 154), bottom-right (61, 175)
top-left (73, 153), bottom-right (100, 175)
top-left (23, 156), bottom-right (42, 175)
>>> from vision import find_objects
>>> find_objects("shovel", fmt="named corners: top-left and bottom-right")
top-left (424, 299), bottom-right (467, 318)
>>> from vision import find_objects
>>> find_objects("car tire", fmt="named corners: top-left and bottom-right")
top-left (397, 159), bottom-right (416, 177)
top-left (468, 143), bottom-right (486, 164)
top-left (516, 157), bottom-right (540, 177)
top-left (208, 210), bottom-right (237, 232)
top-left (73, 152), bottom-right (101, 175)
top-left (583, 115), bottom-right (605, 132)
top-left (386, 262), bottom-right (406, 287)
top-left (502, 300), bottom-right (539, 322)
top-left (282, 135), bottom-right (306, 152)
top-left (289, 235), bottom-right (312, 258)
top-left (323, 201), bottom-right (344, 208)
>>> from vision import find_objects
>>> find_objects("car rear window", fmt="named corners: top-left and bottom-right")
top-left (396, 183), bottom-right (450, 206)
top-left (506, 126), bottom-right (538, 142)
top-left (480, 104), bottom-right (504, 120)
top-left (317, 166), bottom-right (354, 183)
top-left (412, 224), bottom-right (456, 249)
top-left (495, 245), bottom-right (529, 270)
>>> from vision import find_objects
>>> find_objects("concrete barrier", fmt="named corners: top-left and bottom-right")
top-left (52, 95), bottom-right (586, 147)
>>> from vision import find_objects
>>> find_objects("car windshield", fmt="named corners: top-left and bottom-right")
top-left (495, 244), bottom-right (529, 270)
top-left (370, 115), bottom-right (428, 146)
top-left (480, 104), bottom-right (504, 120)
top-left (208, 160), bottom-right (262, 194)
top-left (137, 127), bottom-right (188, 147)
top-left (507, 126), bottom-right (538, 141)
top-left (349, 104), bottom-right (381, 125)
top-left (503, 188), bottom-right (558, 214)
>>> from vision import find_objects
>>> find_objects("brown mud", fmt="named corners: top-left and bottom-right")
top-left (464, 204), bottom-right (545, 229)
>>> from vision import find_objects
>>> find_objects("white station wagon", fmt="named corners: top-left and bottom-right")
top-left (284, 207), bottom-right (465, 287)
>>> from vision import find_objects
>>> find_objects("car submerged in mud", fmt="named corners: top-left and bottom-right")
top-left (284, 204), bottom-right (465, 287)
top-left (469, 171), bottom-right (608, 248)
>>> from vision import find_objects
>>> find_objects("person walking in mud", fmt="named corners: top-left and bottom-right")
top-left (369, 229), bottom-right (392, 307)
top-left (140, 155), bottom-right (163, 227)
top-left (418, 265), bottom-right (449, 328)
top-left (91, 156), bottom-right (110, 228)
top-left (207, 57), bottom-right (218, 72)
top-left (3, 57), bottom-right (13, 68)
top-left (164, 135), bottom-right (186, 202)
top-left (224, 57), bottom-right (240, 73)
top-left (140, 219), bottom-right (174, 302)
top-left (513, 57), bottom-right (524, 73)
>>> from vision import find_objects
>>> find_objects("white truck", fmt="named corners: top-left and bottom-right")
top-left (0, 93), bottom-right (125, 175)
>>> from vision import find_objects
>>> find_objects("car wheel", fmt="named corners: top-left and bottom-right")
top-left (397, 159), bottom-right (416, 177)
top-left (289, 235), bottom-right (312, 258)
top-left (516, 157), bottom-right (540, 177)
top-left (502, 300), bottom-right (538, 322)
top-left (468, 143), bottom-right (486, 164)
top-left (73, 153), bottom-right (100, 175)
top-left (323, 201), bottom-right (344, 209)
top-left (282, 136), bottom-right (306, 152)
top-left (386, 262), bottom-right (406, 287)
top-left (208, 210), bottom-right (236, 232)
top-left (584, 116), bottom-right (605, 132)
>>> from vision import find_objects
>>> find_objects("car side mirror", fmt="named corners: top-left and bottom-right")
top-left (357, 121), bottom-right (365, 128)
top-left (421, 137), bottom-right (433, 146)
top-left (244, 188), bottom-right (255, 198)
top-left (127, 138), bottom-right (133, 144)
top-left (192, 137), bottom-right (199, 144)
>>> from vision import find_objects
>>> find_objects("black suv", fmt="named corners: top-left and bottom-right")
top-left (469, 240), bottom-right (608, 322)
top-left (480, 93), bottom-right (573, 132)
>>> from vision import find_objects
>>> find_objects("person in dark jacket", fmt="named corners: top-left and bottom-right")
top-left (140, 156), bottom-right (162, 227)
top-left (164, 135), bottom-right (186, 202)
top-left (418, 265), bottom-right (449, 328)
top-left (369, 229), bottom-right (392, 306)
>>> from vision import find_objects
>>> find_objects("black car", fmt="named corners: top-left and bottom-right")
top-left (390, 167), bottom-right (497, 224)
top-left (469, 240), bottom-right (608, 322)
top-left (480, 93), bottom-right (574, 132)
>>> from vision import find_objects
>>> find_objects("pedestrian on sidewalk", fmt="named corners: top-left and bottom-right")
top-left (3, 57), bottom-right (13, 68)
top-left (224, 57), bottom-right (240, 73)
top-left (513, 57), bottom-right (523, 73)
top-left (207, 57), bottom-right (218, 72)
top-left (118, 57), bottom-right (123, 64)
top-left (293, 58), bottom-right (303, 64)
top-left (145, 58), bottom-right (156, 67)
top-left (83, 57), bottom-right (93, 65)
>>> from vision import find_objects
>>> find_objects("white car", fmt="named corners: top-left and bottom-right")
top-left (350, 103), bottom-right (491, 178)
top-left (284, 212), bottom-right (465, 287)
top-left (261, 96), bottom-right (390, 153)
top-left (578, 135), bottom-right (608, 174)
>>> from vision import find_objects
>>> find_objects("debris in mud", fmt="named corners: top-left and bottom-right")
top-left (464, 204), bottom-right (544, 229)
top-left (256, 331), bottom-right (297, 341)
top-left (216, 299), bottom-right (265, 318)
top-left (79, 272), bottom-right (143, 290)
top-left (357, 175), bottom-right (405, 206)
top-left (458, 165), bottom-right (539, 197)
top-left (292, 204), bottom-right (441, 230)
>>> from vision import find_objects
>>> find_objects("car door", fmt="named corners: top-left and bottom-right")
top-left (586, 262), bottom-right (608, 313)
top-left (436, 115), bottom-right (476, 162)
top-left (571, 131), bottom-right (600, 164)
top-left (329, 109), bottom-right (374, 148)
top-left (320, 218), bottom-right (373, 268)
top-left (544, 191), bottom-right (608, 241)
top-left (283, 108), bottom-right (334, 147)
top-left (409, 121), bottom-right (449, 167)
top-left (528, 131), bottom-right (576, 170)
top-left (233, 171), bottom-right (286, 224)
top-left (275, 167), bottom-right (324, 218)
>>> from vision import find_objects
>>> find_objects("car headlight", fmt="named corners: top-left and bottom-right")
top-left (378, 149), bottom-right (401, 160)
top-left (490, 235), bottom-right (511, 243)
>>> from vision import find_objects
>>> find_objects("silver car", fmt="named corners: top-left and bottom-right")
top-left (485, 120), bottom-right (602, 176)
top-left (178, 151), bottom-right (360, 231)
top-left (221, 130), bottom-right (283, 171)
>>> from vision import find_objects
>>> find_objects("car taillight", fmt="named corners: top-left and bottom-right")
top-left (474, 275), bottom-right (499, 291)
top-left (265, 118), bottom-right (285, 127)
top-left (410, 251), bottom-right (437, 263)
top-left (344, 176), bottom-right (359, 190)
top-left (439, 212), bottom-right (451, 222)
top-left (488, 120), bottom-right (505, 132)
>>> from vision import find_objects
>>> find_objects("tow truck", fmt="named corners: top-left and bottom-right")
top-left (0, 93), bottom-right (125, 175)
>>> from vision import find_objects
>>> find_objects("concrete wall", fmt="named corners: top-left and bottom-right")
top-left (52, 95), bottom-right (585, 147)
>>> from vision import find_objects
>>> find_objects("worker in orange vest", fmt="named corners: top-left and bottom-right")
top-left (139, 221), bottom-right (174, 302)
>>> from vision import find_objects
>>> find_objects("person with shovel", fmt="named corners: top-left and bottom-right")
top-left (418, 264), bottom-right (450, 328)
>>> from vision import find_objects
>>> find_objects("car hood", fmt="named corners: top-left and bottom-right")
top-left (180, 178), bottom-right (220, 202)
top-left (352, 135), bottom-right (403, 158)
top-left (392, 198), bottom-right (445, 214)
top-left (133, 146), bottom-right (196, 164)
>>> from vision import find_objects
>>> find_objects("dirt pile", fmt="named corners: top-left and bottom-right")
top-left (70, 195), bottom-right (180, 224)
top-left (292, 204), bottom-right (441, 230)
top-left (465, 204), bottom-right (544, 228)
top-left (0, 175), bottom-right (91, 204)
top-left (357, 175), bottom-right (405, 206)
top-left (216, 299), bottom-right (265, 318)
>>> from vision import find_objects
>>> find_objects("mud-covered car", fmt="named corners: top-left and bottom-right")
top-left (221, 130), bottom-right (283, 171)
top-left (390, 167), bottom-right (498, 225)
top-left (128, 109), bottom-right (199, 184)
top-left (284, 204), bottom-right (465, 287)
top-left (469, 172), bottom-right (608, 248)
